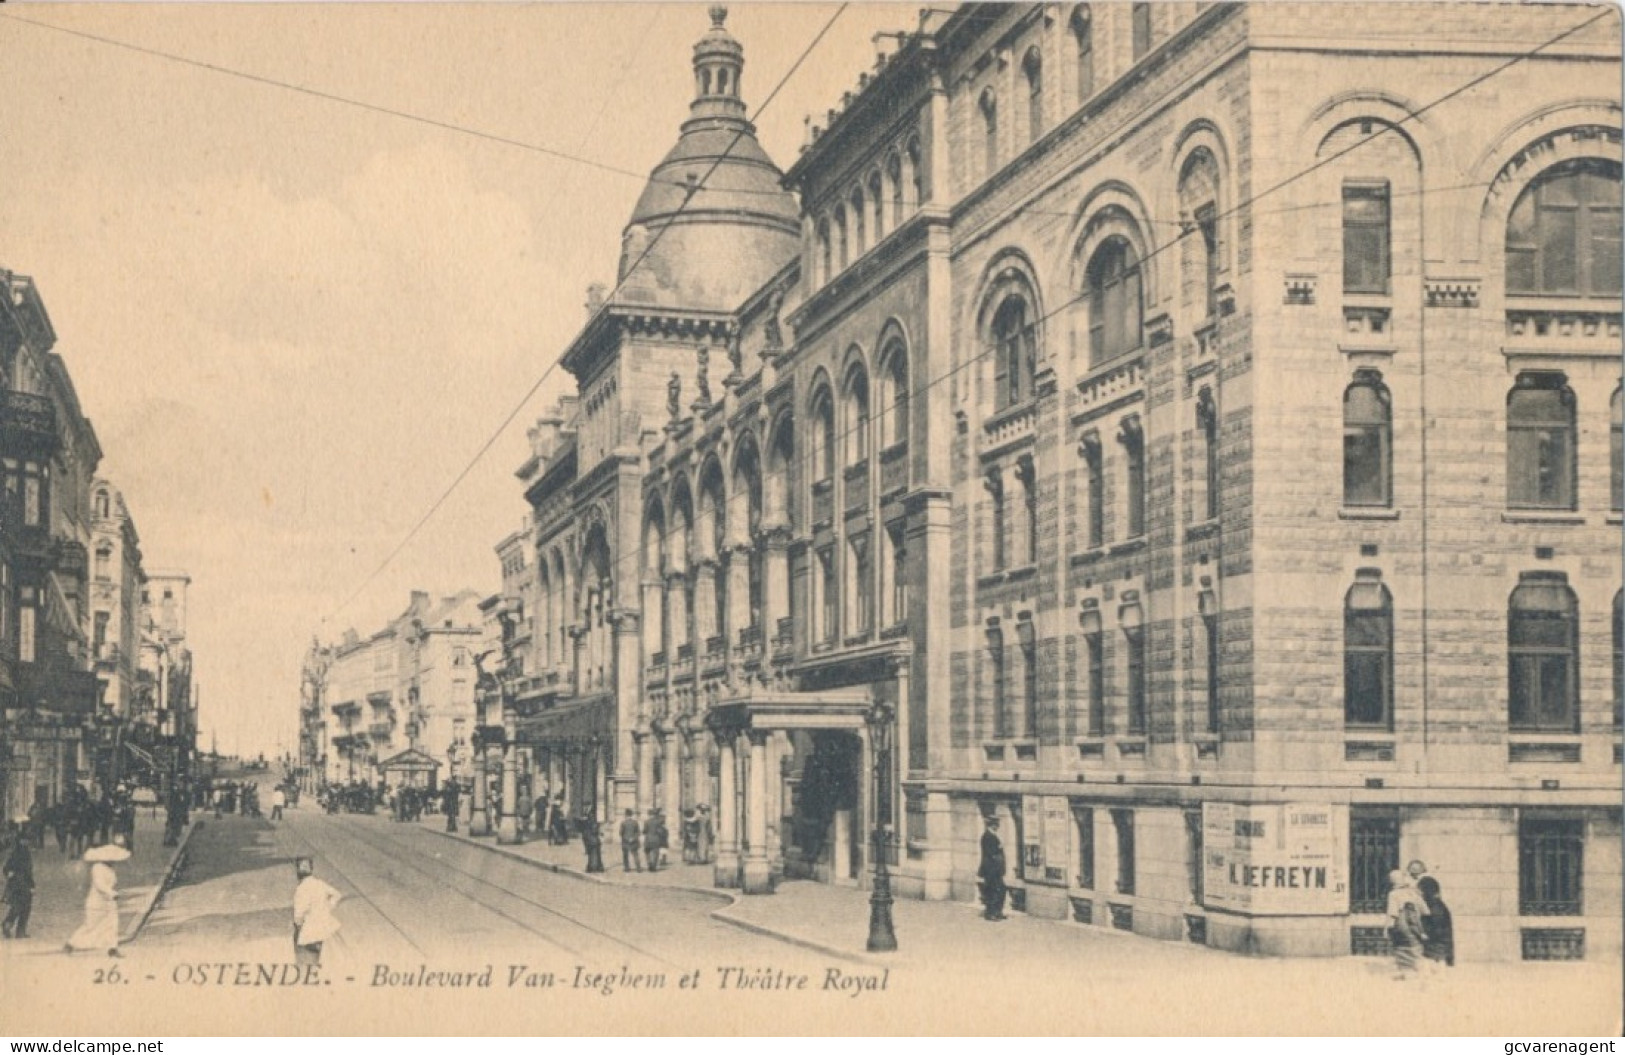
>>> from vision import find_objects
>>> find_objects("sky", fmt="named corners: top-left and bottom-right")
top-left (0, 1), bottom-right (919, 760)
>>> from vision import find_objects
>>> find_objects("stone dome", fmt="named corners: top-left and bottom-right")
top-left (615, 7), bottom-right (800, 312)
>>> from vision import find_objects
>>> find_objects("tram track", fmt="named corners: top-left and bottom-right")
top-left (298, 812), bottom-right (678, 968)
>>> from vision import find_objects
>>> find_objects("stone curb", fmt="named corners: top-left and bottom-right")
top-left (419, 823), bottom-right (874, 964)
top-left (122, 818), bottom-right (199, 944)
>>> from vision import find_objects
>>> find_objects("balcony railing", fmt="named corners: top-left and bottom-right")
top-left (737, 625), bottom-right (761, 652)
top-left (705, 635), bottom-right (724, 657)
top-left (676, 642), bottom-right (694, 662)
top-left (367, 722), bottom-right (394, 739)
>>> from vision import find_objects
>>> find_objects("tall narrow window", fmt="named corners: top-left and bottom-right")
top-left (1087, 238), bottom-right (1144, 366)
top-left (887, 521), bottom-right (907, 626)
top-left (991, 295), bottom-right (1035, 409)
top-left (1509, 573), bottom-right (1579, 732)
top-left (1506, 158), bottom-right (1623, 297)
top-left (1074, 806), bottom-right (1095, 889)
top-left (1071, 7), bottom-right (1094, 103)
top-left (979, 89), bottom-right (998, 177)
top-left (868, 172), bottom-right (885, 243)
top-left (1120, 416), bottom-right (1145, 539)
top-left (887, 154), bottom-right (905, 227)
top-left (1085, 627), bottom-right (1105, 736)
top-left (1344, 370), bottom-right (1392, 508)
top-left (1613, 590), bottom-right (1622, 730)
top-left (1345, 572), bottom-right (1394, 729)
top-left (987, 469), bottom-right (1007, 572)
top-left (1125, 626), bottom-right (1146, 736)
top-left (18, 587), bottom-right (36, 664)
top-left (817, 547), bottom-right (838, 645)
top-left (845, 364), bottom-right (870, 467)
top-left (1611, 388), bottom-right (1622, 513)
top-left (834, 206), bottom-right (848, 271)
top-left (1204, 610), bottom-right (1221, 734)
top-left (1343, 182), bottom-right (1391, 294)
top-left (881, 346), bottom-right (909, 449)
top-left (1023, 48), bottom-right (1043, 145)
top-left (850, 188), bottom-right (866, 258)
top-left (988, 624), bottom-right (1008, 739)
top-left (1519, 817), bottom-right (1584, 916)
top-left (1349, 811), bottom-right (1401, 913)
top-left (1131, 3), bottom-right (1153, 59)
top-left (1083, 434), bottom-right (1105, 549)
top-left (1112, 808), bottom-right (1136, 894)
top-left (817, 218), bottom-right (832, 285)
top-left (1018, 617), bottom-right (1038, 739)
top-left (1198, 388), bottom-right (1220, 521)
top-left (813, 390), bottom-right (836, 483)
top-left (1507, 374), bottom-right (1576, 511)
top-left (1196, 203), bottom-right (1220, 318)
top-left (848, 533), bottom-right (872, 635)
top-left (94, 545), bottom-right (112, 582)
top-left (93, 610), bottom-right (109, 656)
top-left (1017, 456), bottom-right (1038, 566)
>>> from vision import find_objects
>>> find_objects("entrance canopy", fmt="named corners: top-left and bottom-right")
top-left (515, 694), bottom-right (615, 744)
top-left (378, 748), bottom-right (441, 773)
top-left (707, 689), bottom-right (872, 735)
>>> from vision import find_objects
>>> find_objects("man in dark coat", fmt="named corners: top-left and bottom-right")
top-left (441, 781), bottom-right (461, 833)
top-left (645, 810), bottom-right (667, 872)
top-left (619, 810), bottom-right (643, 872)
top-left (978, 816), bottom-right (1008, 921)
top-left (2, 831), bottom-right (34, 939)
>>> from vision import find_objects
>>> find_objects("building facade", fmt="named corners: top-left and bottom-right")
top-left (138, 569), bottom-right (195, 795)
top-left (501, 3), bottom-right (1622, 961)
top-left (90, 478), bottom-right (145, 723)
top-left (318, 590), bottom-right (482, 789)
top-left (0, 270), bottom-right (106, 819)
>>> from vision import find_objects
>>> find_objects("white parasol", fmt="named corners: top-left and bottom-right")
top-left (83, 843), bottom-right (132, 863)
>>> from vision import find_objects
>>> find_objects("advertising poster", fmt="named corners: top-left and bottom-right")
top-left (1202, 802), bottom-right (1348, 915)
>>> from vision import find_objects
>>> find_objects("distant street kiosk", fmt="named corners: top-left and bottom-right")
top-left (378, 749), bottom-right (441, 791)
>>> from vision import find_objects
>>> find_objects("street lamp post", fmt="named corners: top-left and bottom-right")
top-left (866, 702), bottom-right (898, 953)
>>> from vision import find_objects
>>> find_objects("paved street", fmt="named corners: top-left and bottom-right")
top-left (3, 793), bottom-right (1618, 1035)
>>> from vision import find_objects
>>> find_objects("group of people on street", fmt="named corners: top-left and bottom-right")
top-left (1388, 860), bottom-right (1455, 979)
top-left (1, 813), bottom-right (130, 956)
top-left (614, 806), bottom-right (717, 873)
top-left (18, 785), bottom-right (139, 859)
top-left (210, 781), bottom-right (262, 819)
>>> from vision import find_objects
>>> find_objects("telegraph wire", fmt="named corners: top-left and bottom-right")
top-left (506, 7), bottom-right (1612, 617)
top-left (321, 3), bottom-right (852, 625)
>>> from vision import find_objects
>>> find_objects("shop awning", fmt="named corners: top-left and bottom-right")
top-left (514, 694), bottom-right (615, 745)
top-left (378, 748), bottom-right (441, 772)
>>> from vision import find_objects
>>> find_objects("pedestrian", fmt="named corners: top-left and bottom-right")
top-left (1417, 875), bottom-right (1455, 969)
top-left (619, 810), bottom-right (643, 872)
top-left (441, 781), bottom-right (460, 833)
top-left (644, 809), bottom-right (665, 872)
top-left (696, 805), bottom-right (713, 864)
top-left (291, 857), bottom-right (342, 966)
top-left (550, 795), bottom-right (569, 845)
top-left (534, 791), bottom-right (549, 835)
top-left (580, 814), bottom-right (605, 872)
top-left (3, 824), bottom-right (35, 939)
top-left (270, 786), bottom-right (286, 822)
top-left (978, 816), bottom-right (1008, 921)
top-left (1387, 868), bottom-right (1426, 980)
top-left (65, 836), bottom-right (129, 957)
top-left (49, 802), bottom-right (69, 856)
top-left (681, 808), bottom-right (699, 864)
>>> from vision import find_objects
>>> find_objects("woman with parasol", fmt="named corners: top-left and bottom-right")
top-left (65, 834), bottom-right (129, 957)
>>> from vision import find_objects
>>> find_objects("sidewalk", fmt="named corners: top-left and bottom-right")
top-left (1, 810), bottom-right (188, 955)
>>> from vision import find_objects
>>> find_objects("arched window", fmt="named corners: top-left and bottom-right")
top-left (844, 362), bottom-right (870, 467)
top-left (1086, 237), bottom-right (1143, 366)
top-left (879, 342), bottom-right (909, 449)
top-left (1345, 572), bottom-right (1393, 729)
top-left (834, 205), bottom-right (849, 271)
top-left (1132, 2), bottom-right (1153, 60)
top-left (1179, 149), bottom-right (1222, 317)
top-left (979, 89), bottom-right (998, 177)
top-left (1023, 48), bottom-right (1043, 145)
top-left (94, 490), bottom-right (109, 519)
top-left (811, 388), bottom-right (836, 482)
top-left (1071, 6), bottom-right (1094, 102)
top-left (1507, 373), bottom-right (1576, 510)
top-left (868, 171), bottom-right (885, 243)
top-left (816, 218), bottom-right (832, 285)
top-left (850, 187), bottom-right (867, 258)
top-left (1508, 573), bottom-right (1578, 732)
top-left (991, 294), bottom-right (1036, 410)
top-left (1506, 158), bottom-right (1622, 297)
top-left (1611, 387), bottom-right (1622, 513)
top-left (887, 153), bottom-right (905, 227)
top-left (1344, 370), bottom-right (1392, 508)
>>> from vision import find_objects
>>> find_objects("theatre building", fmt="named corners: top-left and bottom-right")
top-left (507, 3), bottom-right (1621, 960)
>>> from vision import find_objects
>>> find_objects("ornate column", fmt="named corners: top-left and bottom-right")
top-left (662, 728), bottom-right (682, 829)
top-left (713, 727), bottom-right (739, 888)
top-left (762, 527), bottom-right (790, 646)
top-left (635, 728), bottom-right (654, 815)
top-left (470, 732), bottom-right (490, 836)
top-left (741, 729), bottom-right (772, 894)
top-left (571, 623), bottom-right (589, 697)
top-left (665, 570), bottom-right (688, 657)
top-left (497, 713), bottom-right (520, 844)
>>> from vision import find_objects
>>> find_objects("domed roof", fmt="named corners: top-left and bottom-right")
top-left (616, 7), bottom-right (799, 312)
